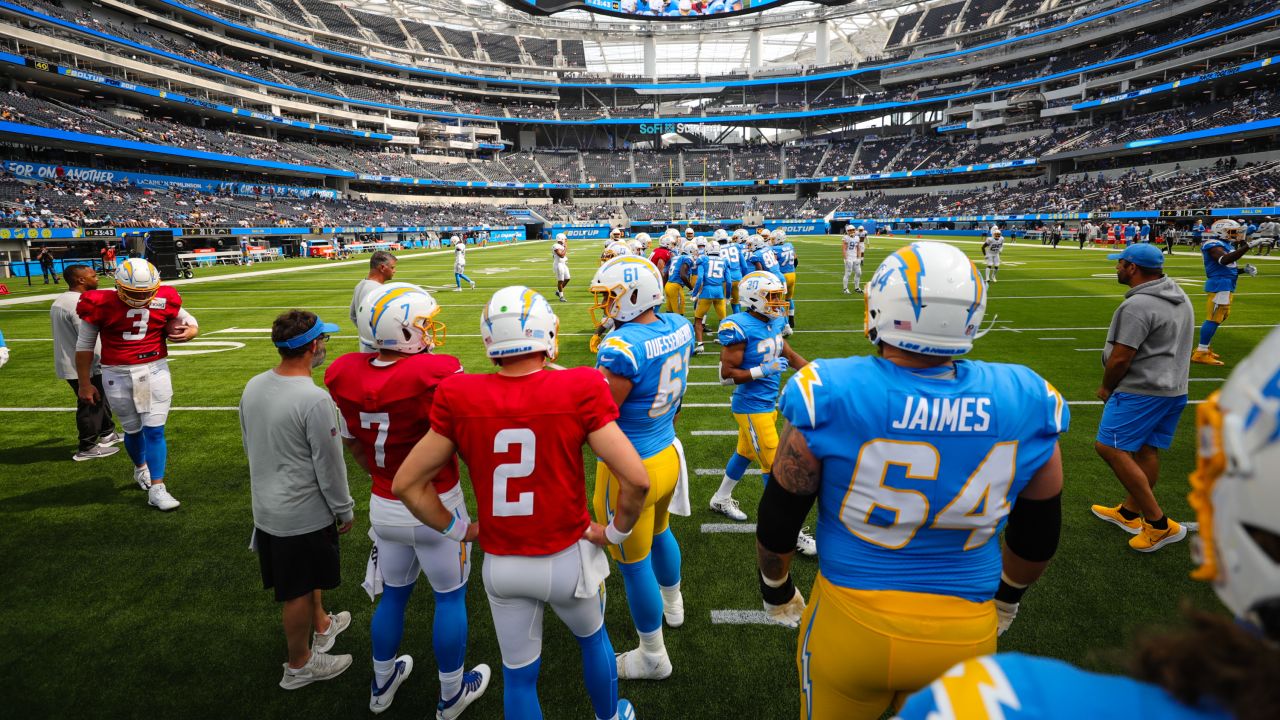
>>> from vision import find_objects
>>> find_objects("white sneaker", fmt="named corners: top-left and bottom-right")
top-left (616, 648), bottom-right (672, 680)
top-left (369, 655), bottom-right (414, 714)
top-left (453, 287), bottom-right (462, 292)
top-left (436, 664), bottom-right (491, 720)
top-left (97, 432), bottom-right (122, 446)
top-left (73, 444), bottom-right (119, 461)
top-left (796, 527), bottom-right (817, 557)
top-left (134, 465), bottom-right (152, 490)
top-left (854, 287), bottom-right (863, 294)
top-left (662, 587), bottom-right (685, 628)
top-left (709, 495), bottom-right (748, 521)
top-left (693, 343), bottom-right (704, 356)
top-left (842, 288), bottom-right (851, 295)
top-left (147, 483), bottom-right (180, 511)
top-left (280, 651), bottom-right (353, 690)
top-left (312, 611), bottom-right (351, 653)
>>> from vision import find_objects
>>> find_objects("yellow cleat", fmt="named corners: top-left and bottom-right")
top-left (1191, 350), bottom-right (1224, 366)
top-left (1129, 517), bottom-right (1187, 553)
top-left (1090, 504), bottom-right (1142, 535)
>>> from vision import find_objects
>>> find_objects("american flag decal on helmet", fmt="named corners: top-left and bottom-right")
top-left (894, 320), bottom-right (912, 331)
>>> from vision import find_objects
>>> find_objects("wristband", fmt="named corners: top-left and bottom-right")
top-left (441, 516), bottom-right (470, 543)
top-left (605, 521), bottom-right (632, 545)
top-left (750, 365), bottom-right (764, 380)
top-left (995, 572), bottom-right (1028, 604)
top-left (759, 572), bottom-right (796, 606)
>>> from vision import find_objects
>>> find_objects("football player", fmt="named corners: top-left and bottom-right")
top-left (663, 242), bottom-right (696, 315)
top-left (552, 233), bottom-right (571, 302)
top-left (842, 225), bottom-right (866, 295)
top-left (898, 325), bottom-right (1280, 720)
top-left (649, 234), bottom-right (674, 278)
top-left (393, 286), bottom-right (647, 720)
top-left (691, 242), bottom-right (730, 356)
top-left (757, 242), bottom-right (1067, 720)
top-left (0, 328), bottom-right (8, 369)
top-left (452, 237), bottom-right (476, 292)
top-left (746, 235), bottom-right (785, 285)
top-left (75, 258), bottom-right (198, 511)
top-left (709, 272), bottom-right (811, 553)
top-left (772, 229), bottom-right (799, 329)
top-left (982, 227), bottom-right (1004, 283)
top-left (590, 256), bottom-right (693, 680)
top-left (718, 230), bottom-right (745, 314)
top-left (1194, 219), bottom-right (1263, 366)
top-left (327, 283), bottom-right (488, 717)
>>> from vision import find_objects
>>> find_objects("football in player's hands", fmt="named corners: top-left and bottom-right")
top-left (763, 587), bottom-right (806, 629)
top-left (165, 317), bottom-right (194, 342)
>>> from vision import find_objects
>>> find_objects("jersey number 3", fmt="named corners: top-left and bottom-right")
top-left (841, 440), bottom-right (1016, 551)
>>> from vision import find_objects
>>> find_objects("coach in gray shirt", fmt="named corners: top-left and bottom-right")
top-left (350, 250), bottom-right (397, 352)
top-left (241, 309), bottom-right (355, 690)
top-left (50, 264), bottom-right (119, 461)
top-left (1090, 243), bottom-right (1195, 554)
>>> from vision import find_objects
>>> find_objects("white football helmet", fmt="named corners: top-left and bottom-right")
top-left (610, 227), bottom-right (625, 240)
top-left (480, 286), bottom-right (559, 361)
top-left (451, 235), bottom-right (463, 246)
top-left (738, 271), bottom-right (788, 318)
top-left (635, 232), bottom-right (652, 248)
top-left (608, 241), bottom-right (631, 257)
top-left (555, 232), bottom-right (568, 243)
top-left (680, 241), bottom-right (697, 256)
top-left (772, 228), bottom-right (787, 244)
top-left (714, 228), bottom-right (729, 243)
top-left (732, 228), bottom-right (749, 242)
top-left (695, 238), bottom-right (708, 255)
top-left (745, 236), bottom-right (764, 253)
top-left (589, 256), bottom-right (664, 325)
top-left (358, 282), bottom-right (444, 353)
top-left (1190, 326), bottom-right (1280, 640)
top-left (684, 228), bottom-right (695, 239)
top-left (658, 234), bottom-right (675, 250)
top-left (865, 242), bottom-right (987, 357)
top-left (991, 228), bottom-right (1002, 238)
top-left (114, 258), bottom-right (161, 308)
top-left (1208, 219), bottom-right (1245, 243)
top-left (628, 239), bottom-right (644, 255)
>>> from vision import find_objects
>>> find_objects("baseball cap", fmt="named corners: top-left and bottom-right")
top-left (274, 316), bottom-right (340, 349)
top-left (1108, 243), bottom-right (1164, 269)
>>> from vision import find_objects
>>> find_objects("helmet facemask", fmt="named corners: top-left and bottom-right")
top-left (117, 286), bottom-right (157, 309)
top-left (588, 283), bottom-right (626, 328)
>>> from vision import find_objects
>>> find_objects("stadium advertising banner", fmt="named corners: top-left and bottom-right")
top-left (764, 219), bottom-right (828, 235)
top-left (2, 161), bottom-right (340, 199)
top-left (1074, 56), bottom-right (1278, 111)
top-left (508, 0), bottom-right (828, 20)
top-left (549, 224), bottom-right (616, 240)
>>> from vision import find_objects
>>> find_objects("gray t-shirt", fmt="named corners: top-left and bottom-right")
top-left (240, 370), bottom-right (354, 536)
top-left (50, 290), bottom-right (99, 380)
top-left (1102, 276), bottom-right (1194, 397)
top-left (350, 277), bottom-right (383, 327)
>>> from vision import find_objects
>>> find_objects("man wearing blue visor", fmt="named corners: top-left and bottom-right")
top-left (241, 310), bottom-right (357, 690)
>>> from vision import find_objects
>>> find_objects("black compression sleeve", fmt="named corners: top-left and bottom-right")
top-left (1004, 492), bottom-right (1062, 563)
top-left (756, 480), bottom-right (817, 555)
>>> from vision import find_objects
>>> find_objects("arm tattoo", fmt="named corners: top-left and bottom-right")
top-left (775, 422), bottom-right (821, 496)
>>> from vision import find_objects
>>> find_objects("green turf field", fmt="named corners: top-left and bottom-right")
top-left (1, 235), bottom-right (1273, 718)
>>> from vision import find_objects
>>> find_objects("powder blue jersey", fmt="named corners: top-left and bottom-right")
top-left (897, 653), bottom-right (1231, 720)
top-left (667, 254), bottom-right (694, 288)
top-left (1201, 239), bottom-right (1239, 293)
top-left (720, 243), bottom-right (744, 282)
top-left (596, 313), bottom-right (693, 459)
top-left (719, 311), bottom-right (789, 414)
top-left (735, 242), bottom-right (752, 276)
top-left (775, 242), bottom-right (797, 273)
top-left (694, 255), bottom-right (729, 299)
top-left (749, 247), bottom-right (786, 283)
top-left (779, 356), bottom-right (1068, 602)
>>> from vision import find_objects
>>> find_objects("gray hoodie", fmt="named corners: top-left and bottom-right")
top-left (1102, 276), bottom-right (1194, 397)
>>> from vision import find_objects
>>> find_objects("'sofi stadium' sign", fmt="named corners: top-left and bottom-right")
top-left (639, 122), bottom-right (694, 135)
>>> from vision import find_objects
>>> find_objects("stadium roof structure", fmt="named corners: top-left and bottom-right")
top-left (345, 0), bottom-right (918, 75)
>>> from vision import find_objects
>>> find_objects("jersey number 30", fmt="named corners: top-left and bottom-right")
top-left (842, 439), bottom-right (1016, 551)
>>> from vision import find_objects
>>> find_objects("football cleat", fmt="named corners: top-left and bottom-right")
top-left (1090, 504), bottom-right (1142, 535)
top-left (1129, 518), bottom-right (1187, 553)
top-left (1191, 350), bottom-right (1225, 367)
top-left (617, 699), bottom-right (637, 720)
top-left (842, 288), bottom-right (851, 295)
top-left (312, 611), bottom-right (351, 654)
top-left (616, 648), bottom-right (672, 681)
top-left (796, 527), bottom-right (818, 557)
top-left (369, 655), bottom-right (414, 714)
top-left (709, 495), bottom-right (747, 521)
top-left (134, 464), bottom-right (152, 490)
top-left (147, 484), bottom-right (180, 511)
top-left (436, 664), bottom-right (491, 720)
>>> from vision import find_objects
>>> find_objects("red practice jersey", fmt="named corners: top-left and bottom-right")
top-left (649, 247), bottom-right (672, 273)
top-left (326, 352), bottom-right (462, 499)
top-left (77, 286), bottom-right (183, 366)
top-left (430, 367), bottom-right (619, 557)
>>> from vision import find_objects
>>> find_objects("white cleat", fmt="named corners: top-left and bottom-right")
top-left (369, 655), bottom-right (414, 714)
top-left (436, 664), bottom-right (491, 720)
top-left (469, 281), bottom-right (476, 289)
top-left (616, 648), bottom-right (672, 681)
top-left (796, 527), bottom-right (818, 557)
top-left (453, 287), bottom-right (462, 292)
top-left (662, 588), bottom-right (685, 628)
top-left (147, 483), bottom-right (180, 511)
top-left (134, 465), bottom-right (152, 490)
top-left (709, 495), bottom-right (748, 521)
top-left (280, 651), bottom-right (352, 690)
top-left (842, 288), bottom-right (851, 295)
top-left (854, 287), bottom-right (864, 294)
top-left (312, 611), bottom-right (351, 653)
top-left (692, 343), bottom-right (705, 356)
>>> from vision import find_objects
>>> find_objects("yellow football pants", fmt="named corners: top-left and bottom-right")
top-left (694, 298), bottom-right (727, 324)
top-left (733, 411), bottom-right (779, 474)
top-left (664, 282), bottom-right (686, 314)
top-left (1206, 292), bottom-right (1232, 324)
top-left (593, 444), bottom-right (680, 563)
top-left (797, 575), bottom-right (997, 720)
top-left (784, 272), bottom-right (797, 301)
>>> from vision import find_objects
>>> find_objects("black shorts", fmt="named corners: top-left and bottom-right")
top-left (255, 525), bottom-right (341, 602)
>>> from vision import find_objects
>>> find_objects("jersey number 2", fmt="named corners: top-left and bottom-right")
top-left (841, 440), bottom-right (1016, 551)
top-left (493, 428), bottom-right (535, 517)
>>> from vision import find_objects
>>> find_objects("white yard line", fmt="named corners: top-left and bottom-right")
top-left (710, 610), bottom-right (777, 626)
top-left (702, 523), bottom-right (757, 534)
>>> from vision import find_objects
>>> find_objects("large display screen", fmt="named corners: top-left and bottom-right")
top-left (509, 0), bottom-right (800, 20)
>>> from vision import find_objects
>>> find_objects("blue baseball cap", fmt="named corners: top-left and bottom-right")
top-left (273, 316), bottom-right (340, 349)
top-left (1108, 243), bottom-right (1164, 269)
